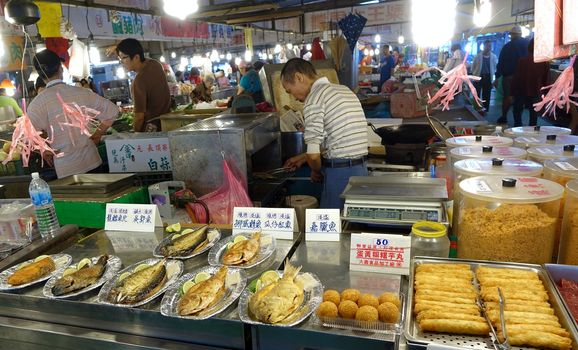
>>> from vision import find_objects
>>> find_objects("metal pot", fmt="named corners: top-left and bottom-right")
top-left (281, 132), bottom-right (306, 161)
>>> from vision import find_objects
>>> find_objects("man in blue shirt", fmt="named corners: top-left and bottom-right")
top-left (494, 26), bottom-right (528, 124)
top-left (380, 45), bottom-right (395, 88)
top-left (237, 61), bottom-right (265, 103)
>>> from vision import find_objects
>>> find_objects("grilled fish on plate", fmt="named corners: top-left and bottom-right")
top-left (52, 255), bottom-right (109, 296)
top-left (8, 256), bottom-right (56, 286)
top-left (222, 232), bottom-right (261, 265)
top-left (178, 266), bottom-right (228, 316)
top-left (0, 254), bottom-right (72, 291)
top-left (156, 226), bottom-right (220, 258)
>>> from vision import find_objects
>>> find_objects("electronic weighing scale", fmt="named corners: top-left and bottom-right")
top-left (341, 176), bottom-right (449, 227)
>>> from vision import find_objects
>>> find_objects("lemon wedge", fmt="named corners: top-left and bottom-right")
top-left (233, 235), bottom-right (248, 244)
top-left (118, 272), bottom-right (131, 281)
top-left (62, 268), bottom-right (77, 276)
top-left (34, 255), bottom-right (50, 262)
top-left (255, 279), bottom-right (263, 292)
top-left (17, 261), bottom-right (32, 270)
top-left (77, 258), bottom-right (92, 270)
top-left (194, 272), bottom-right (211, 284)
top-left (171, 233), bottom-right (183, 241)
top-left (166, 223), bottom-right (181, 233)
top-left (181, 228), bottom-right (195, 235)
top-left (134, 263), bottom-right (150, 273)
top-left (181, 279), bottom-right (196, 294)
top-left (260, 270), bottom-right (280, 285)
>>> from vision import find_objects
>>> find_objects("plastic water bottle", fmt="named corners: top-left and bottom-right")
top-left (29, 172), bottom-right (60, 238)
top-left (492, 126), bottom-right (504, 137)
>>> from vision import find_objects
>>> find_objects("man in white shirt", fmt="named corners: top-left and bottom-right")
top-left (28, 50), bottom-right (118, 178)
top-left (471, 40), bottom-right (498, 111)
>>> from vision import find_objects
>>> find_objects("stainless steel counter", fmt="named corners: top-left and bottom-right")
top-left (251, 234), bottom-right (403, 350)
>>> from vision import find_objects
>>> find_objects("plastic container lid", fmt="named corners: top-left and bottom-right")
top-left (454, 158), bottom-right (543, 178)
top-left (504, 126), bottom-right (572, 138)
top-left (543, 158), bottom-right (578, 179)
top-left (527, 145), bottom-right (578, 162)
top-left (459, 176), bottom-right (564, 203)
top-left (446, 135), bottom-right (513, 148)
top-left (450, 146), bottom-right (527, 162)
top-left (411, 221), bottom-right (447, 238)
top-left (514, 135), bottom-right (578, 149)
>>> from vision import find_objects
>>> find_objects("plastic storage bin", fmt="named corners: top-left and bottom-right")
top-left (544, 158), bottom-right (578, 187)
top-left (0, 199), bottom-right (36, 244)
top-left (457, 176), bottom-right (564, 264)
top-left (527, 145), bottom-right (578, 164)
top-left (446, 135), bottom-right (513, 149)
top-left (559, 180), bottom-right (578, 265)
top-left (514, 134), bottom-right (578, 149)
top-left (504, 125), bottom-right (572, 138)
top-left (449, 145), bottom-right (527, 164)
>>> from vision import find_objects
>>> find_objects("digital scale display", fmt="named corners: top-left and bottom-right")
top-left (346, 206), bottom-right (439, 222)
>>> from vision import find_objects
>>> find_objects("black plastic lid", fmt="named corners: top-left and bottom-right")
top-left (564, 144), bottom-right (576, 152)
top-left (475, 135), bottom-right (483, 142)
top-left (534, 126), bottom-right (541, 131)
top-left (492, 158), bottom-right (504, 166)
top-left (502, 178), bottom-right (517, 187)
top-left (546, 134), bottom-right (557, 141)
top-left (482, 145), bottom-right (493, 153)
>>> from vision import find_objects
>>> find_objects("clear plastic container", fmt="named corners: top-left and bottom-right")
top-left (0, 199), bottom-right (36, 244)
top-left (544, 158), bottom-right (578, 188)
top-left (446, 135), bottom-right (513, 149)
top-left (504, 125), bottom-right (572, 138)
top-left (527, 144), bottom-right (578, 164)
top-left (29, 172), bottom-right (60, 238)
top-left (457, 176), bottom-right (564, 264)
top-left (559, 179), bottom-right (578, 264)
top-left (411, 221), bottom-right (450, 259)
top-left (449, 145), bottom-right (527, 164)
top-left (513, 134), bottom-right (578, 149)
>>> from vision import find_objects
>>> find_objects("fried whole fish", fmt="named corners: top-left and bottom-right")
top-left (178, 266), bottom-right (228, 316)
top-left (7, 257), bottom-right (56, 286)
top-left (108, 259), bottom-right (167, 304)
top-left (52, 255), bottom-right (109, 296)
top-left (160, 226), bottom-right (209, 257)
top-left (222, 232), bottom-right (261, 265)
top-left (248, 260), bottom-right (304, 324)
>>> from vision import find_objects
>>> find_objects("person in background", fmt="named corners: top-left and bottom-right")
top-left (0, 88), bottom-right (23, 117)
top-left (444, 44), bottom-right (464, 72)
top-left (392, 49), bottom-right (400, 66)
top-left (190, 75), bottom-right (215, 104)
top-left (215, 69), bottom-right (230, 88)
top-left (116, 38), bottom-right (171, 132)
top-left (34, 76), bottom-right (46, 95)
top-left (80, 78), bottom-right (92, 90)
top-left (281, 58), bottom-right (368, 209)
top-left (471, 40), bottom-right (498, 111)
top-left (494, 25), bottom-right (529, 124)
top-left (175, 71), bottom-right (185, 83)
top-left (189, 68), bottom-right (202, 86)
top-left (238, 61), bottom-right (265, 103)
top-left (511, 39), bottom-right (549, 127)
top-left (27, 49), bottom-right (118, 178)
top-left (379, 45), bottom-right (395, 87)
top-left (397, 53), bottom-right (405, 67)
top-left (571, 58), bottom-right (578, 135)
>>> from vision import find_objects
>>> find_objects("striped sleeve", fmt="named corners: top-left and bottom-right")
top-left (303, 100), bottom-right (325, 154)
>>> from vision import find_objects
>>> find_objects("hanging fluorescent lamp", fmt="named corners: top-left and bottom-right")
top-left (364, 48), bottom-right (369, 56)
top-left (274, 44), bottom-right (281, 54)
top-left (180, 56), bottom-right (188, 66)
top-left (412, 0), bottom-right (456, 47)
top-left (287, 43), bottom-right (293, 50)
top-left (244, 50), bottom-right (252, 62)
top-left (268, 53), bottom-right (273, 59)
top-left (210, 49), bottom-right (219, 62)
top-left (473, 0), bottom-right (492, 28)
top-left (306, 43), bottom-right (312, 51)
top-left (89, 46), bottom-right (100, 64)
top-left (374, 34), bottom-right (381, 43)
top-left (234, 57), bottom-right (242, 66)
top-left (163, 0), bottom-right (198, 20)
top-left (369, 49), bottom-right (375, 56)
top-left (521, 25), bottom-right (531, 38)
top-left (226, 52), bottom-right (232, 60)
top-left (159, 55), bottom-right (166, 63)
top-left (116, 67), bottom-right (126, 79)
top-left (398, 35), bottom-right (405, 44)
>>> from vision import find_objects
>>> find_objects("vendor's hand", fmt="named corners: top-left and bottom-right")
top-left (310, 170), bottom-right (324, 183)
top-left (283, 154), bottom-right (307, 170)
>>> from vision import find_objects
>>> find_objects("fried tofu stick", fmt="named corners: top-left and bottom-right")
top-left (415, 289), bottom-right (477, 300)
top-left (415, 295), bottom-right (474, 305)
top-left (419, 319), bottom-right (489, 336)
top-left (477, 277), bottom-right (545, 290)
top-left (416, 310), bottom-right (486, 323)
top-left (485, 302), bottom-right (554, 315)
top-left (482, 290), bottom-right (549, 302)
top-left (497, 330), bottom-right (572, 350)
top-left (498, 317), bottom-right (561, 327)
top-left (415, 276), bottom-right (473, 287)
top-left (488, 310), bottom-right (559, 322)
top-left (416, 264), bottom-right (471, 272)
top-left (414, 284), bottom-right (476, 293)
top-left (496, 324), bottom-right (569, 338)
top-left (487, 298), bottom-right (551, 308)
top-left (480, 284), bottom-right (547, 295)
top-left (414, 301), bottom-right (480, 315)
top-left (416, 270), bottom-right (474, 280)
top-left (476, 267), bottom-right (539, 280)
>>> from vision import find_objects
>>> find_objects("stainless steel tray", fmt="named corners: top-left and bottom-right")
top-left (48, 174), bottom-right (135, 195)
top-left (405, 257), bottom-right (578, 350)
top-left (160, 265), bottom-right (246, 320)
top-left (545, 264), bottom-right (578, 335)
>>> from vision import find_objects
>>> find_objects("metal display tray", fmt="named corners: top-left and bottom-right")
top-left (404, 257), bottom-right (578, 350)
top-left (48, 174), bottom-right (135, 195)
top-left (545, 264), bottom-right (578, 334)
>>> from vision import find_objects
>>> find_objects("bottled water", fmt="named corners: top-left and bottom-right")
top-left (492, 126), bottom-right (504, 137)
top-left (29, 172), bottom-right (60, 238)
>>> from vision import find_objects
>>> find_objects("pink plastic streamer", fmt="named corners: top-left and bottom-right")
top-left (533, 55), bottom-right (578, 119)
top-left (55, 93), bottom-right (100, 146)
top-left (419, 55), bottom-right (483, 111)
top-left (3, 114), bottom-right (55, 167)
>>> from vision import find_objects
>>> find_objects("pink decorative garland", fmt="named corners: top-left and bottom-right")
top-left (533, 55), bottom-right (578, 118)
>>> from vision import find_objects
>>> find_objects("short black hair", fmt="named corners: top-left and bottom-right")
top-left (280, 58), bottom-right (317, 83)
top-left (34, 76), bottom-right (46, 91)
top-left (116, 38), bottom-right (145, 62)
top-left (33, 49), bottom-right (62, 80)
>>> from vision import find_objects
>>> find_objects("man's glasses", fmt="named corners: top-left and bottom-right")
top-left (118, 55), bottom-right (130, 62)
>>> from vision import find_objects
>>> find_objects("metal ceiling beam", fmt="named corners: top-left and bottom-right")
top-left (225, 10), bottom-right (304, 25)
top-left (192, 3), bottom-right (280, 17)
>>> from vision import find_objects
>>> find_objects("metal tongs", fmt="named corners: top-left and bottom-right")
top-left (479, 287), bottom-right (510, 350)
top-left (253, 167), bottom-right (296, 180)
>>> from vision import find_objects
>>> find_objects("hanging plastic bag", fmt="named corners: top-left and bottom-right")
top-left (189, 160), bottom-right (253, 224)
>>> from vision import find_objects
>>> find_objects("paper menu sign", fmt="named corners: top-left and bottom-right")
top-left (104, 204), bottom-right (163, 232)
top-left (232, 207), bottom-right (295, 240)
top-left (305, 209), bottom-right (341, 241)
top-left (105, 137), bottom-right (172, 172)
top-left (350, 233), bottom-right (411, 275)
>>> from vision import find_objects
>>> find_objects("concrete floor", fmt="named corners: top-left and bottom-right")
top-left (482, 93), bottom-right (557, 127)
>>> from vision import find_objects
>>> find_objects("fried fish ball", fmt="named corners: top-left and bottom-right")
top-left (316, 301), bottom-right (338, 318)
top-left (358, 293), bottom-right (379, 308)
top-left (378, 292), bottom-right (401, 308)
top-left (419, 319), bottom-right (490, 336)
top-left (323, 289), bottom-right (341, 306)
top-left (355, 305), bottom-right (378, 322)
top-left (377, 302), bottom-right (399, 323)
top-left (341, 288), bottom-right (361, 303)
top-left (338, 300), bottom-right (358, 319)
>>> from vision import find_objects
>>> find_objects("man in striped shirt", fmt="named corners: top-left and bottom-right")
top-left (282, 58), bottom-right (368, 209)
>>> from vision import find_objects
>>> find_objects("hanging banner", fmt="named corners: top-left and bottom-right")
top-left (0, 36), bottom-right (25, 71)
top-left (35, 2), bottom-right (62, 38)
top-left (95, 0), bottom-right (149, 10)
top-left (244, 27), bottom-right (253, 53)
top-left (160, 17), bottom-right (209, 39)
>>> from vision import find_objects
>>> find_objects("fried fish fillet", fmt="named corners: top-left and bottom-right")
top-left (7, 257), bottom-right (55, 286)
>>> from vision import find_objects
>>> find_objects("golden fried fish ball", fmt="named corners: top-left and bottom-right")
top-left (316, 301), bottom-right (338, 318)
top-left (378, 302), bottom-right (399, 323)
top-left (341, 288), bottom-right (361, 303)
top-left (358, 293), bottom-right (379, 308)
top-left (338, 300), bottom-right (358, 319)
top-left (378, 292), bottom-right (401, 309)
top-left (323, 289), bottom-right (341, 306)
top-left (355, 305), bottom-right (379, 322)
